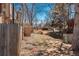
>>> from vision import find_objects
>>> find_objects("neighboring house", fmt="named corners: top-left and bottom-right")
top-left (0, 3), bottom-right (12, 23)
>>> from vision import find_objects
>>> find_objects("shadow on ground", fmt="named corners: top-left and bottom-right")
top-left (47, 32), bottom-right (63, 39)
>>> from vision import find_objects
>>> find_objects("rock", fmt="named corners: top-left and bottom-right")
top-left (46, 48), bottom-right (53, 53)
top-left (63, 51), bottom-right (69, 54)
top-left (55, 50), bottom-right (61, 53)
top-left (24, 44), bottom-right (35, 50)
top-left (61, 48), bottom-right (65, 51)
top-left (46, 48), bottom-right (58, 54)
top-left (43, 53), bottom-right (48, 56)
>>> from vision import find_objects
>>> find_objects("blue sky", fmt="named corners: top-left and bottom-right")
top-left (14, 3), bottom-right (75, 23)
top-left (34, 3), bottom-right (55, 21)
top-left (14, 3), bottom-right (55, 21)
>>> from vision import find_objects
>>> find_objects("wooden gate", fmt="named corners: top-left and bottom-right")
top-left (0, 24), bottom-right (20, 56)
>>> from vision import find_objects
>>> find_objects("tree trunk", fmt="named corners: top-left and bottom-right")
top-left (72, 4), bottom-right (79, 55)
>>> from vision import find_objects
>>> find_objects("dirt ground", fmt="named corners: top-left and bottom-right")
top-left (19, 32), bottom-right (74, 56)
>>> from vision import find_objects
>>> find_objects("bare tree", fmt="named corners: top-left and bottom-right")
top-left (21, 3), bottom-right (35, 26)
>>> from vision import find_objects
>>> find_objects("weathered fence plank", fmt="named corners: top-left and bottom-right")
top-left (0, 24), bottom-right (5, 55)
top-left (0, 24), bottom-right (20, 56)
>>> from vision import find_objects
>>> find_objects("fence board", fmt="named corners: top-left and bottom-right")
top-left (0, 24), bottom-right (20, 56)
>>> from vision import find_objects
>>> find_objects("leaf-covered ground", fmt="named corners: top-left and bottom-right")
top-left (19, 33), bottom-right (73, 56)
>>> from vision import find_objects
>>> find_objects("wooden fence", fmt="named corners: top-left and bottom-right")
top-left (0, 24), bottom-right (20, 56)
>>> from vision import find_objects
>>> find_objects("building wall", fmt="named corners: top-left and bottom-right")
top-left (0, 3), bottom-right (3, 23)
top-left (0, 4), bottom-right (2, 14)
top-left (0, 3), bottom-right (12, 23)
